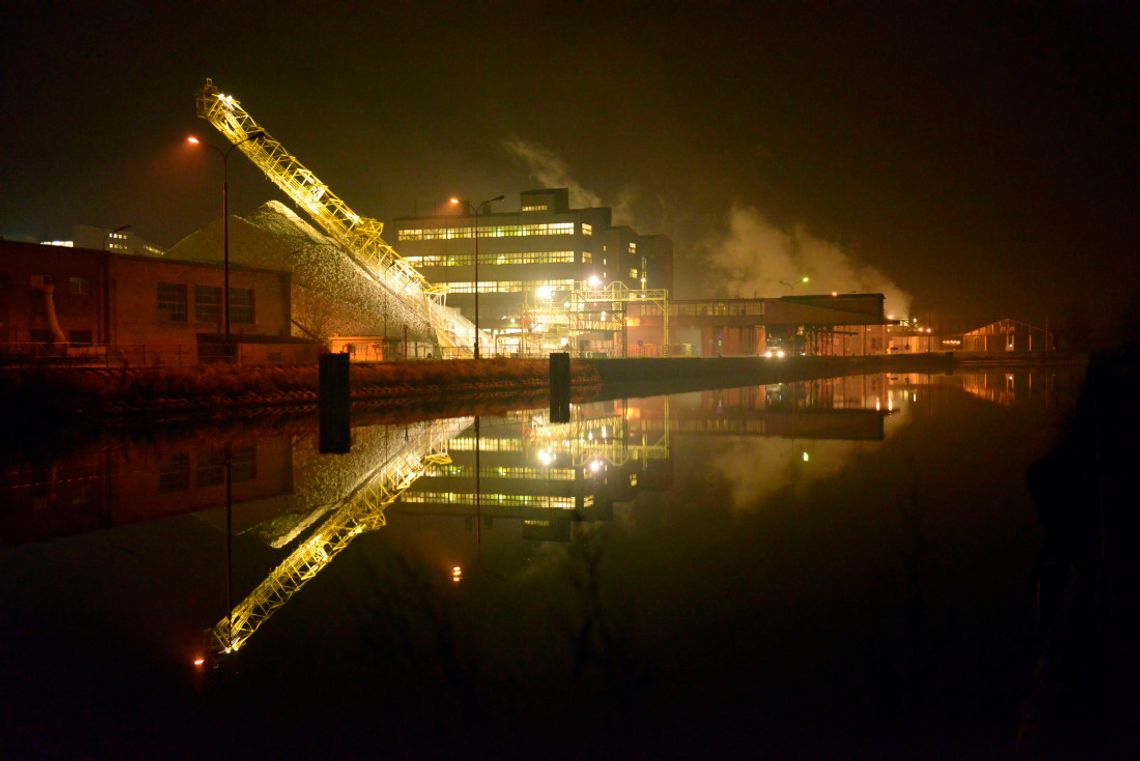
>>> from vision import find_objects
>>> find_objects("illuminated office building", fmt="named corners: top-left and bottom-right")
top-left (392, 188), bottom-right (673, 354)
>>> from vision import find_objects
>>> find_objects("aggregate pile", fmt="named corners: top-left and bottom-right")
top-left (165, 200), bottom-right (435, 344)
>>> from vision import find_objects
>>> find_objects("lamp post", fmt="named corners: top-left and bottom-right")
top-left (778, 275), bottom-right (810, 295)
top-left (449, 195), bottom-right (503, 358)
top-left (188, 131), bottom-right (266, 361)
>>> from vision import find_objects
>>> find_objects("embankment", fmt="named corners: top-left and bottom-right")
top-left (0, 351), bottom-right (1085, 428)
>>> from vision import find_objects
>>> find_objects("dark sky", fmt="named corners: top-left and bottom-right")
top-left (3, 1), bottom-right (1137, 328)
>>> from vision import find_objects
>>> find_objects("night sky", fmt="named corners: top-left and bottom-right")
top-left (3, 2), bottom-right (1137, 329)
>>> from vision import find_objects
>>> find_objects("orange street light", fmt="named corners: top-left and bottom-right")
top-left (187, 130), bottom-right (266, 362)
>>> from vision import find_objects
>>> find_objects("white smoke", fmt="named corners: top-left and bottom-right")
top-left (503, 137), bottom-right (636, 226)
top-left (705, 205), bottom-right (912, 318)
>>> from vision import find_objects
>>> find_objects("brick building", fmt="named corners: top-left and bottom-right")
top-left (0, 240), bottom-right (314, 365)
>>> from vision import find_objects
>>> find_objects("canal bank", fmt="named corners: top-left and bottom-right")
top-left (0, 352), bottom-right (1086, 426)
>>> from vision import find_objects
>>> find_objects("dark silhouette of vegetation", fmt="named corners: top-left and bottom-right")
top-left (1021, 294), bottom-right (1140, 758)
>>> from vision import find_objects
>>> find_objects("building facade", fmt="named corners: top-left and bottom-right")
top-left (0, 240), bottom-right (312, 365)
top-left (627, 293), bottom-right (895, 357)
top-left (392, 188), bottom-right (673, 356)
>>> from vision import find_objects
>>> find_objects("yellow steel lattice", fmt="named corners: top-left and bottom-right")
top-left (196, 79), bottom-right (480, 355)
top-left (208, 417), bottom-right (471, 655)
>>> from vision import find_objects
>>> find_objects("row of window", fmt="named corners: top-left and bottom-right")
top-left (28, 274), bottom-right (89, 294)
top-left (447, 437), bottom-right (524, 452)
top-left (403, 250), bottom-right (586, 267)
top-left (158, 445), bottom-right (257, 494)
top-left (425, 464), bottom-right (577, 481)
top-left (397, 222), bottom-right (578, 241)
top-left (402, 492), bottom-right (587, 510)
top-left (445, 278), bottom-right (576, 295)
top-left (157, 283), bottom-right (255, 324)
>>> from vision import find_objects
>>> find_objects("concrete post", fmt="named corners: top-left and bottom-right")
top-left (550, 352), bottom-right (571, 423)
top-left (319, 352), bottom-right (351, 453)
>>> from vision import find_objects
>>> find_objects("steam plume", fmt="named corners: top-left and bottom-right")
top-left (706, 205), bottom-right (912, 317)
top-left (503, 137), bottom-right (635, 225)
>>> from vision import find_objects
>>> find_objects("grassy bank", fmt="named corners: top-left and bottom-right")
top-left (1, 351), bottom-right (1086, 426)
top-left (0, 358), bottom-right (600, 422)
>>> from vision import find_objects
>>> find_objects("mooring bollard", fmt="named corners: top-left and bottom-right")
top-left (549, 351), bottom-right (571, 423)
top-left (319, 352), bottom-right (351, 453)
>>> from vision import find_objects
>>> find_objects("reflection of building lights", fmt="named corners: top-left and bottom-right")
top-left (451, 566), bottom-right (463, 583)
top-left (875, 399), bottom-right (882, 411)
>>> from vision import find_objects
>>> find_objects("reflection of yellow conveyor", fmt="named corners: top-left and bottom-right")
top-left (208, 417), bottom-right (471, 655)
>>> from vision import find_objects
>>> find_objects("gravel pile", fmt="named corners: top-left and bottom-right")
top-left (166, 200), bottom-right (434, 343)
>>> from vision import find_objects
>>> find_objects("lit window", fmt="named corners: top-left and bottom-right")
top-left (628, 242), bottom-right (637, 253)
top-left (629, 268), bottom-right (638, 279)
top-left (405, 251), bottom-right (576, 267)
top-left (582, 223), bottom-right (593, 236)
top-left (398, 223), bottom-right (575, 241)
top-left (582, 251), bottom-right (592, 263)
top-left (521, 204), bottom-right (549, 212)
top-left (68, 277), bottom-right (89, 295)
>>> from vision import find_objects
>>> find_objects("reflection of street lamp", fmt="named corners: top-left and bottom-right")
top-left (449, 195), bottom-right (504, 358)
top-left (188, 130), bottom-right (266, 361)
top-left (778, 275), bottom-right (810, 294)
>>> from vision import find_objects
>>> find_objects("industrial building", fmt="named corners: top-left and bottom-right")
top-left (626, 293), bottom-right (896, 357)
top-left (0, 239), bottom-right (314, 365)
top-left (392, 188), bottom-right (673, 356)
top-left (960, 318), bottom-right (1053, 353)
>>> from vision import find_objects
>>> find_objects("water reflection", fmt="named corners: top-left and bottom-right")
top-left (0, 367), bottom-right (1088, 756)
top-left (208, 417), bottom-right (469, 655)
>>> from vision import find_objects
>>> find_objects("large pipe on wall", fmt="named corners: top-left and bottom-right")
top-left (39, 282), bottom-right (68, 344)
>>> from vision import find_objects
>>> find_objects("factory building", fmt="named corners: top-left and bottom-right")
top-left (392, 188), bottom-right (673, 356)
top-left (626, 293), bottom-right (895, 357)
top-left (960, 318), bottom-right (1053, 353)
top-left (0, 239), bottom-right (313, 365)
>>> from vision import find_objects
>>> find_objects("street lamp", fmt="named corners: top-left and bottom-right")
top-left (778, 275), bottom-right (810, 294)
top-left (449, 194), bottom-right (504, 358)
top-left (188, 130), bottom-right (266, 361)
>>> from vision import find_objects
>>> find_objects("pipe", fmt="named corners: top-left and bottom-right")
top-left (40, 283), bottom-right (68, 344)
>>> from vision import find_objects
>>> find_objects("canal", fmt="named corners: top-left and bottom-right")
top-left (0, 368), bottom-right (1088, 758)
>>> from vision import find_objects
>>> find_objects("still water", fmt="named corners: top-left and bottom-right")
top-left (0, 369), bottom-right (1083, 758)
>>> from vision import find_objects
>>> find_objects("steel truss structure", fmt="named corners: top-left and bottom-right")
top-left (208, 417), bottom-right (471, 655)
top-left (196, 79), bottom-right (484, 356)
top-left (526, 280), bottom-right (670, 357)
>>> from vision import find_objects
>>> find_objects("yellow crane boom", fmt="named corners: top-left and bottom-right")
top-left (208, 416), bottom-right (471, 655)
top-left (196, 78), bottom-right (480, 356)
